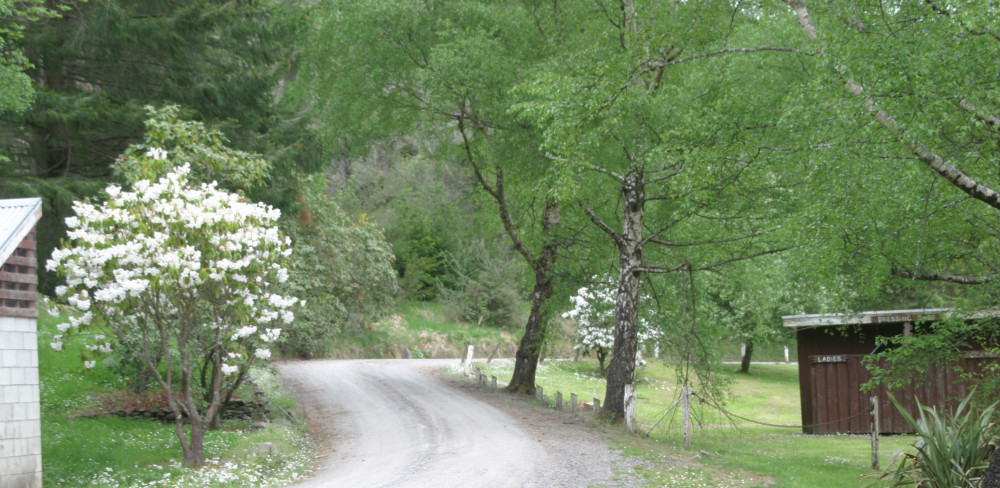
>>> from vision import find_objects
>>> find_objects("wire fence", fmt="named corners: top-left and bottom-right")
top-left (464, 368), bottom-right (888, 471)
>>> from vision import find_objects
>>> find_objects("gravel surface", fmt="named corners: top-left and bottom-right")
top-left (276, 358), bottom-right (652, 488)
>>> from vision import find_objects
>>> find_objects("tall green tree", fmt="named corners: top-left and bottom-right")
top-left (1, 0), bottom-right (320, 293)
top-left (777, 1), bottom-right (1000, 300)
top-left (512, 0), bottom-right (809, 420)
top-left (296, 0), bottom-right (572, 394)
top-left (0, 0), bottom-right (64, 114)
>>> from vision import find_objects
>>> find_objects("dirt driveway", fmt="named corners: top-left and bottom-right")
top-left (276, 358), bottom-right (651, 488)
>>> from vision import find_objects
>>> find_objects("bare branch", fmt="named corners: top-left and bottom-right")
top-left (541, 153), bottom-right (626, 182)
top-left (924, 0), bottom-right (1000, 43)
top-left (458, 116), bottom-right (535, 264)
top-left (648, 46), bottom-right (808, 70)
top-left (840, 74), bottom-right (1000, 211)
top-left (579, 200), bottom-right (623, 246)
top-left (782, 0), bottom-right (820, 42)
top-left (693, 247), bottom-right (790, 271)
top-left (783, 0), bottom-right (1000, 212)
top-left (957, 98), bottom-right (1000, 134)
top-left (892, 268), bottom-right (998, 285)
top-left (646, 227), bottom-right (777, 248)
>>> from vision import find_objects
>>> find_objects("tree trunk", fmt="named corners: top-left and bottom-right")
top-left (983, 444), bottom-right (1000, 488)
top-left (506, 294), bottom-right (548, 394)
top-left (740, 340), bottom-right (754, 374)
top-left (506, 201), bottom-right (559, 394)
top-left (602, 167), bottom-right (644, 420)
top-left (181, 419), bottom-right (207, 468)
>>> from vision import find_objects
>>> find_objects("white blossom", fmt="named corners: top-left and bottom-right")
top-left (145, 147), bottom-right (168, 160)
top-left (47, 164), bottom-right (297, 380)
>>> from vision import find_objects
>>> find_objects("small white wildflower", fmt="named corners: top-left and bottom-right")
top-left (145, 147), bottom-right (168, 161)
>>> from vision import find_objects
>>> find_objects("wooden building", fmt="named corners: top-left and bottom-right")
top-left (783, 309), bottom-right (998, 435)
top-left (0, 197), bottom-right (43, 487)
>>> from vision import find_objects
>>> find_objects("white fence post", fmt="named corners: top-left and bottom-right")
top-left (570, 393), bottom-right (578, 413)
top-left (624, 384), bottom-right (637, 434)
top-left (593, 398), bottom-right (601, 413)
top-left (461, 344), bottom-right (475, 375)
top-left (535, 386), bottom-right (543, 402)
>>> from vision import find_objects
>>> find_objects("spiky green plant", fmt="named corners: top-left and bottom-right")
top-left (871, 392), bottom-right (997, 488)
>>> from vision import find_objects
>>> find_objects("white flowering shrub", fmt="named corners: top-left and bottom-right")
top-left (563, 277), bottom-right (660, 375)
top-left (46, 159), bottom-right (297, 467)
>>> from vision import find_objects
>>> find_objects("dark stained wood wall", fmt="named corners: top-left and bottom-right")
top-left (0, 227), bottom-right (37, 319)
top-left (795, 324), bottom-right (998, 434)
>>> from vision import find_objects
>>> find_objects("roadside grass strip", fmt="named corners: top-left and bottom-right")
top-left (473, 359), bottom-right (917, 488)
top-left (38, 304), bottom-right (314, 488)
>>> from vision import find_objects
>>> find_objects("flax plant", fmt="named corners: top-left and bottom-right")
top-left (872, 392), bottom-right (997, 488)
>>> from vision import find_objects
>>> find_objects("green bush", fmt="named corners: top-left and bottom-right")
top-left (439, 240), bottom-right (525, 329)
top-left (872, 392), bottom-right (998, 488)
top-left (277, 178), bottom-right (399, 358)
top-left (392, 214), bottom-right (453, 300)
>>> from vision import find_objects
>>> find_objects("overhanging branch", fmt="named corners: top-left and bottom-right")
top-left (647, 46), bottom-right (809, 70)
top-left (892, 268), bottom-right (998, 285)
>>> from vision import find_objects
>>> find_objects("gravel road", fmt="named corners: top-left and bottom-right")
top-left (277, 359), bottom-right (650, 488)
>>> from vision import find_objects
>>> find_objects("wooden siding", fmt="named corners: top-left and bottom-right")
top-left (0, 228), bottom-right (37, 318)
top-left (804, 353), bottom-right (997, 434)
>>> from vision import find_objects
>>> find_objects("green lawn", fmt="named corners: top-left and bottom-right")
top-left (37, 301), bottom-right (313, 488)
top-left (478, 359), bottom-right (915, 488)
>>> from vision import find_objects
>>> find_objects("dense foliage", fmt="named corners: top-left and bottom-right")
top-left (47, 162), bottom-right (296, 467)
top-left (277, 178), bottom-right (399, 358)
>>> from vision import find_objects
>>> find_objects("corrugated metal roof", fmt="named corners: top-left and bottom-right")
top-left (781, 308), bottom-right (1000, 329)
top-left (0, 197), bottom-right (43, 264)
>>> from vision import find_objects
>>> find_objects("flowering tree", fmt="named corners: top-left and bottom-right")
top-left (46, 158), bottom-right (297, 467)
top-left (563, 278), bottom-right (660, 376)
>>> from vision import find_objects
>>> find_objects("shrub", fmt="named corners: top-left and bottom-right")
top-left (276, 178), bottom-right (399, 358)
top-left (438, 240), bottom-right (526, 329)
top-left (872, 392), bottom-right (998, 488)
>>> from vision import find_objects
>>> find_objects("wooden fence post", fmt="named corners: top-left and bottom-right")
top-left (555, 392), bottom-right (563, 411)
top-left (570, 393), bottom-right (578, 413)
top-left (593, 398), bottom-right (601, 413)
top-left (536, 386), bottom-right (543, 402)
top-left (682, 385), bottom-right (691, 450)
top-left (491, 376), bottom-right (497, 389)
top-left (871, 396), bottom-right (880, 470)
top-left (624, 384), bottom-right (637, 434)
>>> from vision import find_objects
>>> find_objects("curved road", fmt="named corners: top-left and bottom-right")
top-left (277, 359), bottom-right (555, 488)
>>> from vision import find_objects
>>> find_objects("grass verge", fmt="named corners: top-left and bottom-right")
top-left (37, 300), bottom-right (314, 488)
top-left (325, 301), bottom-right (531, 359)
top-left (476, 359), bottom-right (915, 488)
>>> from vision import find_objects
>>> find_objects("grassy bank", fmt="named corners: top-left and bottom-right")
top-left (37, 303), bottom-right (313, 488)
top-left (324, 301), bottom-right (576, 360)
top-left (476, 359), bottom-right (914, 488)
